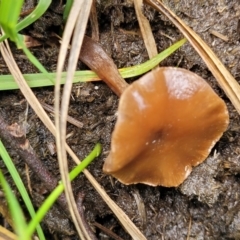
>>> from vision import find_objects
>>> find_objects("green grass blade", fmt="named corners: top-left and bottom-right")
top-left (18, 34), bottom-right (50, 75)
top-left (0, 38), bottom-right (186, 90)
top-left (0, 0), bottom-right (51, 42)
top-left (63, 0), bottom-right (74, 23)
top-left (0, 141), bottom-right (45, 240)
top-left (0, 171), bottom-right (29, 240)
top-left (17, 0), bottom-right (51, 32)
top-left (26, 143), bottom-right (101, 238)
top-left (119, 38), bottom-right (187, 77)
top-left (0, 0), bottom-right (24, 41)
top-left (0, 0), bottom-right (51, 79)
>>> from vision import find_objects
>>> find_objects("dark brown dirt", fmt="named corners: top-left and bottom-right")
top-left (0, 0), bottom-right (240, 239)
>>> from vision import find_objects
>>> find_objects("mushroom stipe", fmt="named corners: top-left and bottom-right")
top-left (103, 67), bottom-right (229, 187)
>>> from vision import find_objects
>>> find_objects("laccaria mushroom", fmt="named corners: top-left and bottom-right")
top-left (103, 67), bottom-right (229, 187)
top-left (79, 37), bottom-right (229, 187)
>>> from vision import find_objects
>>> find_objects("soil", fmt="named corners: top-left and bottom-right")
top-left (0, 0), bottom-right (240, 239)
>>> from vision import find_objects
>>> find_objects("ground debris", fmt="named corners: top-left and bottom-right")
top-left (180, 153), bottom-right (222, 206)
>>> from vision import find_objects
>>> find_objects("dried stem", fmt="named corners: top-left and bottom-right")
top-left (0, 114), bottom-right (70, 214)
top-left (76, 193), bottom-right (98, 240)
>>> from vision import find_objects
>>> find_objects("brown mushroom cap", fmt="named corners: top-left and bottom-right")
top-left (103, 67), bottom-right (229, 187)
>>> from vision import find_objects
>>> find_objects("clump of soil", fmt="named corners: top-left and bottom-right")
top-left (0, 1), bottom-right (240, 239)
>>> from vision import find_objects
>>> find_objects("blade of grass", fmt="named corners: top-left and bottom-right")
top-left (0, 0), bottom-right (24, 42)
top-left (0, 0), bottom-right (51, 42)
top-left (0, 171), bottom-right (29, 240)
top-left (134, 0), bottom-right (158, 59)
top-left (0, 0), bottom-right (52, 79)
top-left (0, 140), bottom-right (45, 240)
top-left (0, 38), bottom-right (186, 90)
top-left (63, 0), bottom-right (74, 23)
top-left (18, 34), bottom-right (49, 74)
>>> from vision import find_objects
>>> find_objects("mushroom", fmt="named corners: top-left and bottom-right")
top-left (79, 37), bottom-right (229, 187)
top-left (103, 67), bottom-right (229, 187)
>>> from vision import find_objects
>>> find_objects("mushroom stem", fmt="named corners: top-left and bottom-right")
top-left (80, 36), bottom-right (128, 96)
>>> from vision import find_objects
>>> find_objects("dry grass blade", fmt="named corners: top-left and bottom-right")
top-left (134, 0), bottom-right (158, 59)
top-left (90, 0), bottom-right (99, 41)
top-left (54, 0), bottom-right (93, 239)
top-left (0, 40), bottom-right (146, 240)
top-left (0, 225), bottom-right (17, 240)
top-left (145, 0), bottom-right (240, 114)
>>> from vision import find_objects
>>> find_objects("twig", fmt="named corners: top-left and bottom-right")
top-left (92, 222), bottom-right (125, 240)
top-left (77, 193), bottom-right (98, 240)
top-left (0, 116), bottom-right (58, 189)
top-left (0, 115), bottom-right (69, 214)
top-left (209, 29), bottom-right (229, 42)
top-left (186, 216), bottom-right (192, 240)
